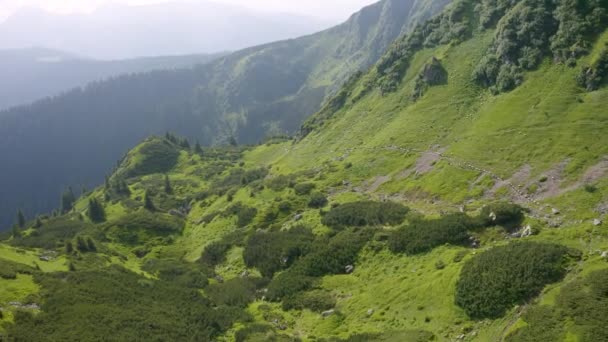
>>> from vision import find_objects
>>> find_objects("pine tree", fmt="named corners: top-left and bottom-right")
top-left (144, 190), bottom-right (156, 211)
top-left (65, 241), bottom-right (74, 254)
top-left (87, 198), bottom-right (106, 223)
top-left (11, 225), bottom-right (21, 239)
top-left (164, 174), bottom-right (173, 194)
top-left (16, 210), bottom-right (25, 228)
top-left (60, 187), bottom-right (76, 213)
top-left (180, 138), bottom-right (191, 149)
top-left (76, 236), bottom-right (88, 252)
top-left (194, 141), bottom-right (203, 155)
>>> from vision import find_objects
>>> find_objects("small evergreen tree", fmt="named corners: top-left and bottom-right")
top-left (60, 187), bottom-right (76, 214)
top-left (194, 141), bottom-right (203, 154)
top-left (16, 210), bottom-right (25, 228)
top-left (76, 237), bottom-right (88, 252)
top-left (87, 198), bottom-right (106, 223)
top-left (180, 139), bottom-right (191, 150)
top-left (164, 174), bottom-right (173, 194)
top-left (144, 190), bottom-right (156, 211)
top-left (11, 225), bottom-right (21, 239)
top-left (65, 241), bottom-right (74, 254)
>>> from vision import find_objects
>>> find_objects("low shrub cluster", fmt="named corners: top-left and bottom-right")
top-left (479, 201), bottom-right (525, 229)
top-left (577, 46), bottom-right (608, 91)
top-left (106, 211), bottom-right (184, 245)
top-left (123, 138), bottom-right (180, 178)
top-left (267, 229), bottom-right (374, 300)
top-left (389, 213), bottom-right (478, 255)
top-left (455, 242), bottom-right (570, 319)
top-left (282, 290), bottom-right (336, 312)
top-left (243, 226), bottom-right (315, 277)
top-left (6, 266), bottom-right (246, 341)
top-left (322, 201), bottom-right (409, 229)
top-left (0, 259), bottom-right (36, 279)
top-left (12, 217), bottom-right (94, 250)
top-left (142, 258), bottom-right (210, 289)
top-left (294, 183), bottom-right (315, 196)
top-left (206, 277), bottom-right (261, 308)
top-left (223, 202), bottom-right (258, 227)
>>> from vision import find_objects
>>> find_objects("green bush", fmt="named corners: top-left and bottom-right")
top-left (200, 241), bottom-right (231, 266)
top-left (11, 217), bottom-right (94, 249)
top-left (294, 183), bottom-right (316, 196)
top-left (206, 278), bottom-right (258, 308)
top-left (507, 268), bottom-right (608, 341)
top-left (455, 242), bottom-right (569, 319)
top-left (244, 226), bottom-right (315, 277)
top-left (106, 211), bottom-right (184, 245)
top-left (142, 259), bottom-right (209, 289)
top-left (6, 266), bottom-right (241, 341)
top-left (0, 259), bottom-right (36, 279)
top-left (389, 214), bottom-right (476, 255)
top-left (321, 201), bottom-right (409, 228)
top-left (267, 270), bottom-right (315, 301)
top-left (282, 290), bottom-right (336, 312)
top-left (308, 192), bottom-right (328, 208)
top-left (480, 202), bottom-right (525, 229)
top-left (223, 203), bottom-right (258, 227)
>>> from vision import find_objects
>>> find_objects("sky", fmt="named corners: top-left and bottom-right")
top-left (0, 0), bottom-right (379, 22)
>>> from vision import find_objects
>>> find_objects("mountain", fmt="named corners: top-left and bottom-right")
top-left (0, 47), bottom-right (227, 110)
top-left (0, 0), bottom-right (451, 229)
top-left (1, 0), bottom-right (608, 340)
top-left (0, 3), bottom-right (332, 60)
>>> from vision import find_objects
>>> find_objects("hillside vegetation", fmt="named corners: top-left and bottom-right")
top-left (0, 0), bottom-right (451, 230)
top-left (1, 0), bottom-right (608, 341)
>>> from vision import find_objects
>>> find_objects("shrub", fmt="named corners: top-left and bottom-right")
top-left (321, 201), bottom-right (409, 228)
top-left (294, 183), bottom-right (316, 196)
top-left (11, 217), bottom-right (94, 250)
top-left (206, 278), bottom-right (258, 308)
top-left (267, 270), bottom-right (315, 301)
top-left (308, 192), bottom-right (328, 208)
top-left (200, 241), bottom-right (231, 266)
top-left (142, 259), bottom-right (209, 288)
top-left (223, 203), bottom-right (258, 227)
top-left (455, 242), bottom-right (569, 319)
top-left (480, 202), bottom-right (525, 229)
top-left (282, 290), bottom-right (336, 312)
top-left (106, 211), bottom-right (184, 245)
top-left (243, 226), bottom-right (315, 277)
top-left (389, 213), bottom-right (476, 255)
top-left (6, 266), bottom-right (240, 341)
top-left (123, 138), bottom-right (180, 178)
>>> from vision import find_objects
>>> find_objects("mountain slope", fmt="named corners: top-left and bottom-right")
top-left (1, 0), bottom-right (608, 340)
top-left (0, 0), bottom-right (451, 229)
top-left (0, 3), bottom-right (331, 59)
top-left (0, 47), bottom-right (226, 110)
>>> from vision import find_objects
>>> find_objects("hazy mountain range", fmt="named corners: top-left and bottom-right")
top-left (0, 47), bottom-right (227, 109)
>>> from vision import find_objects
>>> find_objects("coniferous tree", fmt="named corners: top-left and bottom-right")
top-left (11, 225), bottom-right (21, 239)
top-left (194, 141), bottom-right (203, 154)
top-left (65, 241), bottom-right (74, 254)
top-left (60, 187), bottom-right (76, 214)
top-left (164, 174), bottom-right (173, 194)
top-left (16, 210), bottom-right (25, 228)
top-left (76, 236), bottom-right (88, 252)
top-left (180, 138), bottom-right (191, 149)
top-left (87, 198), bottom-right (106, 223)
top-left (144, 190), bottom-right (156, 211)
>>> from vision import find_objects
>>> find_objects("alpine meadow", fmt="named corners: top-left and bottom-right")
top-left (0, 0), bottom-right (608, 341)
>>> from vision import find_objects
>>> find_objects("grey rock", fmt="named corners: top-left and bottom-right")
top-left (321, 309), bottom-right (335, 317)
top-left (345, 265), bottom-right (355, 274)
top-left (294, 214), bottom-right (303, 221)
top-left (552, 208), bottom-right (561, 215)
top-left (366, 309), bottom-right (374, 317)
top-left (594, 219), bottom-right (602, 226)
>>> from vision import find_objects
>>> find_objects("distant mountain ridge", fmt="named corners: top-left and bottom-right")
top-left (0, 0), bottom-right (451, 228)
top-left (0, 47), bottom-right (227, 110)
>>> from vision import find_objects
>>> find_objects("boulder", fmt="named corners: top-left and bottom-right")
top-left (345, 265), bottom-right (355, 274)
top-left (366, 309), bottom-right (374, 317)
top-left (294, 214), bottom-right (303, 221)
top-left (594, 219), bottom-right (602, 226)
top-left (321, 309), bottom-right (335, 317)
top-left (521, 225), bottom-right (533, 237)
top-left (552, 208), bottom-right (561, 215)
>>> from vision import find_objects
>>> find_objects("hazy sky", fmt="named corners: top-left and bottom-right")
top-left (0, 0), bottom-right (379, 21)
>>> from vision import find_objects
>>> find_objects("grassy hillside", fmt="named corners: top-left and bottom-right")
top-left (0, 0), bottom-right (450, 231)
top-left (1, 0), bottom-right (607, 341)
